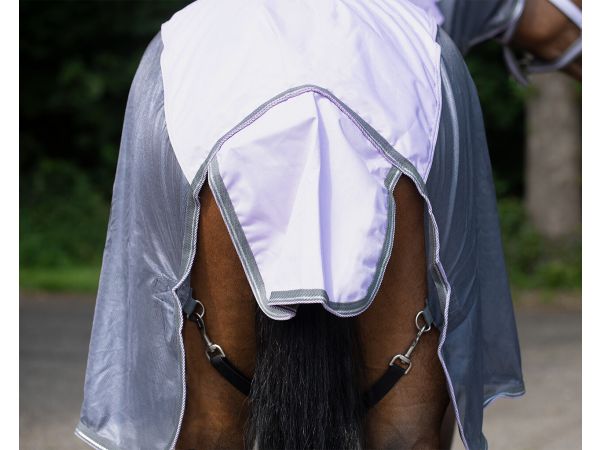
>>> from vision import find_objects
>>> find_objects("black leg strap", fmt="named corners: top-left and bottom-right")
top-left (208, 349), bottom-right (407, 408)
top-left (208, 349), bottom-right (408, 406)
top-left (363, 364), bottom-right (407, 409)
top-left (208, 353), bottom-right (252, 396)
top-left (185, 297), bottom-right (433, 409)
top-left (362, 301), bottom-right (434, 408)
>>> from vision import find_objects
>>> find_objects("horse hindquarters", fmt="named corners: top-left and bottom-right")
top-left (177, 185), bottom-right (257, 450)
top-left (358, 176), bottom-right (450, 450)
top-left (246, 175), bottom-right (449, 450)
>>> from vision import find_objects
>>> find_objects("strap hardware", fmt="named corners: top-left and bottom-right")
top-left (185, 298), bottom-right (434, 408)
top-left (188, 299), bottom-right (226, 360)
top-left (388, 308), bottom-right (432, 375)
top-left (185, 297), bottom-right (251, 396)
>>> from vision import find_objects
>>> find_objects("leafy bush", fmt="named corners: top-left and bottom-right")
top-left (19, 4), bottom-right (580, 293)
top-left (20, 1), bottom-right (189, 291)
top-left (498, 198), bottom-right (581, 289)
top-left (466, 43), bottom-right (528, 198)
top-left (20, 159), bottom-right (109, 269)
top-left (20, 266), bottom-right (101, 293)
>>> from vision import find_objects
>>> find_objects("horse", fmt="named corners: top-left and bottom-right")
top-left (174, 1), bottom-right (582, 449)
top-left (505, 0), bottom-right (582, 81)
top-left (438, 0), bottom-right (581, 82)
top-left (176, 176), bottom-right (448, 450)
top-left (75, 1), bottom-right (580, 450)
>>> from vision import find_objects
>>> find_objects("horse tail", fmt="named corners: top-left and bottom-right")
top-left (247, 304), bottom-right (366, 450)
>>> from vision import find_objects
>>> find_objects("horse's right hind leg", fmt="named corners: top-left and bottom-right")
top-left (176, 185), bottom-right (257, 450)
top-left (358, 176), bottom-right (450, 450)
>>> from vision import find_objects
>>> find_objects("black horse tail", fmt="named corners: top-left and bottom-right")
top-left (246, 304), bottom-right (366, 450)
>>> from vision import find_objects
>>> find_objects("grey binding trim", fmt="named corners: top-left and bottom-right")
top-left (169, 83), bottom-right (452, 446)
top-left (270, 288), bottom-right (330, 303)
top-left (75, 423), bottom-right (118, 450)
top-left (528, 37), bottom-right (581, 73)
top-left (266, 167), bottom-right (401, 316)
top-left (483, 388), bottom-right (527, 408)
top-left (208, 156), bottom-right (401, 319)
top-left (500, 0), bottom-right (529, 84)
top-left (181, 292), bottom-right (198, 317)
top-left (207, 157), bottom-right (293, 320)
top-left (421, 302), bottom-right (434, 327)
top-left (168, 171), bottom-right (207, 450)
top-left (499, 0), bottom-right (527, 46)
top-left (434, 60), bottom-right (469, 450)
top-left (470, 0), bottom-right (528, 51)
top-left (172, 84), bottom-right (451, 319)
top-left (167, 285), bottom-right (187, 450)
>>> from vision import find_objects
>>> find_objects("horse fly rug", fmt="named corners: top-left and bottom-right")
top-left (75, 1), bottom-right (525, 449)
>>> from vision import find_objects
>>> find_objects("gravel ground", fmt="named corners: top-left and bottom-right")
top-left (20, 293), bottom-right (581, 450)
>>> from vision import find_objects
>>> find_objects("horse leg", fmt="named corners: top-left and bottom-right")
top-left (176, 185), bottom-right (256, 450)
top-left (176, 177), bottom-right (450, 449)
top-left (358, 176), bottom-right (450, 450)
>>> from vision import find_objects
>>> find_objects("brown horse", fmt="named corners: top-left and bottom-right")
top-left (173, 2), bottom-right (581, 449)
top-left (177, 177), bottom-right (448, 450)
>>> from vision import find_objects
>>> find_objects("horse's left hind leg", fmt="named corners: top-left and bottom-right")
top-left (358, 176), bottom-right (450, 450)
top-left (176, 185), bottom-right (256, 450)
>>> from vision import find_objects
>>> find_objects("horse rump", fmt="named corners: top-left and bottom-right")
top-left (247, 304), bottom-right (366, 450)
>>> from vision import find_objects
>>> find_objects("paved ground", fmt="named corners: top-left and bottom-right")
top-left (20, 294), bottom-right (581, 450)
top-left (451, 305), bottom-right (582, 450)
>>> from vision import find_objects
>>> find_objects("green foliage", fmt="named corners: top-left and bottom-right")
top-left (467, 43), bottom-right (580, 291)
top-left (20, 159), bottom-right (109, 268)
top-left (498, 198), bottom-right (581, 289)
top-left (20, 1), bottom-right (190, 291)
top-left (466, 42), bottom-right (528, 197)
top-left (19, 3), bottom-right (579, 293)
top-left (20, 0), bottom-right (190, 196)
top-left (20, 266), bottom-right (101, 293)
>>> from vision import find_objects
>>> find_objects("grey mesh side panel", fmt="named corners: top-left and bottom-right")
top-left (76, 33), bottom-right (189, 450)
top-left (438, 0), bottom-right (522, 53)
top-left (429, 29), bottom-right (525, 449)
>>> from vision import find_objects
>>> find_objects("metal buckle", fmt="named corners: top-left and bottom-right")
top-left (415, 310), bottom-right (432, 333)
top-left (187, 300), bottom-right (227, 361)
top-left (389, 308), bottom-right (432, 375)
top-left (206, 343), bottom-right (226, 360)
top-left (184, 298), bottom-right (203, 320)
top-left (389, 353), bottom-right (413, 374)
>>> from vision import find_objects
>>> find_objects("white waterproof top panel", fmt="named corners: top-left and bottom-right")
top-left (210, 91), bottom-right (396, 317)
top-left (160, 0), bottom-right (442, 184)
top-left (410, 0), bottom-right (444, 24)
